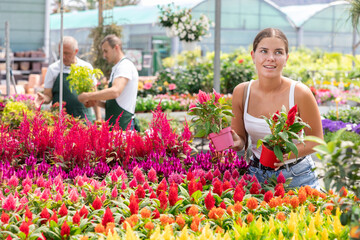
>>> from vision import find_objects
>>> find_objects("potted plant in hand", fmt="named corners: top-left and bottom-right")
top-left (67, 65), bottom-right (103, 95)
top-left (188, 89), bottom-right (234, 151)
top-left (256, 104), bottom-right (310, 168)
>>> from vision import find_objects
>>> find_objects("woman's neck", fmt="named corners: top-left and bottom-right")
top-left (258, 76), bottom-right (284, 93)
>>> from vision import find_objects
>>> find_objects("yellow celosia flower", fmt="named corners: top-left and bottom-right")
top-left (333, 215), bottom-right (342, 236)
top-left (150, 226), bottom-right (161, 240)
top-left (255, 216), bottom-right (263, 233)
top-left (222, 232), bottom-right (231, 240)
top-left (314, 208), bottom-right (322, 227)
top-left (199, 224), bottom-right (213, 240)
top-left (299, 206), bottom-right (305, 221)
top-left (163, 224), bottom-right (175, 240)
top-left (307, 218), bottom-right (316, 238)
top-left (107, 231), bottom-right (122, 240)
top-left (336, 207), bottom-right (341, 217)
top-left (177, 225), bottom-right (189, 240)
top-left (278, 230), bottom-right (284, 240)
top-left (269, 216), bottom-right (275, 234)
top-left (320, 228), bottom-right (329, 240)
top-left (125, 222), bottom-right (140, 240)
top-left (288, 212), bottom-right (297, 233)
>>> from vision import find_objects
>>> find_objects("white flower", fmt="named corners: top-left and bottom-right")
top-left (340, 141), bottom-right (354, 148)
top-left (163, 16), bottom-right (168, 21)
top-left (174, 17), bottom-right (178, 23)
top-left (181, 16), bottom-right (187, 22)
top-left (192, 26), bottom-right (197, 31)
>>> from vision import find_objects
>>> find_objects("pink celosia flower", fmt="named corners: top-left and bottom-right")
top-left (188, 103), bottom-right (196, 111)
top-left (49, 210), bottom-right (58, 224)
top-left (232, 169), bottom-right (240, 180)
top-left (111, 173), bottom-right (118, 183)
top-left (147, 167), bottom-right (158, 183)
top-left (213, 169), bottom-right (221, 179)
top-left (36, 175), bottom-right (46, 188)
top-left (45, 177), bottom-right (53, 188)
top-left (55, 193), bottom-right (62, 202)
top-left (143, 181), bottom-right (150, 190)
top-left (54, 175), bottom-right (63, 187)
top-left (92, 196), bottom-right (102, 210)
top-left (56, 185), bottom-right (64, 196)
top-left (69, 188), bottom-right (79, 203)
top-left (21, 185), bottom-right (31, 195)
top-left (204, 170), bottom-right (213, 182)
top-left (277, 172), bottom-right (286, 184)
top-left (129, 178), bottom-right (137, 188)
top-left (223, 170), bottom-right (231, 181)
top-left (40, 188), bottom-right (51, 201)
top-left (77, 177), bottom-right (85, 187)
top-left (101, 193), bottom-right (106, 203)
top-left (101, 180), bottom-right (106, 187)
top-left (92, 180), bottom-right (101, 191)
top-left (213, 89), bottom-right (221, 103)
top-left (2, 194), bottom-right (16, 211)
top-left (22, 175), bottom-right (32, 187)
top-left (198, 90), bottom-right (211, 104)
top-left (20, 196), bottom-right (28, 205)
top-left (121, 181), bottom-right (127, 190)
top-left (8, 175), bottom-right (19, 188)
top-left (134, 168), bottom-right (145, 185)
top-left (111, 187), bottom-right (118, 199)
top-left (81, 189), bottom-right (87, 199)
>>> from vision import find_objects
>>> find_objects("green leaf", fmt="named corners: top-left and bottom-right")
top-left (274, 145), bottom-right (283, 162)
top-left (304, 136), bottom-right (326, 145)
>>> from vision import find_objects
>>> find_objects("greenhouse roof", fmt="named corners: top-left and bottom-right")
top-left (280, 1), bottom-right (349, 26)
top-left (50, 1), bottom-right (204, 30)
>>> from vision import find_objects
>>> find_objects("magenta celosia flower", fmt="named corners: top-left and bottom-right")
top-left (277, 172), bottom-right (286, 184)
top-left (134, 168), bottom-right (145, 185)
top-left (204, 191), bottom-right (215, 210)
top-left (2, 194), bottom-right (16, 211)
top-left (232, 169), bottom-right (240, 180)
top-left (168, 173), bottom-right (184, 185)
top-left (60, 221), bottom-right (70, 237)
top-left (147, 167), bottom-right (158, 183)
top-left (8, 175), bottom-right (19, 188)
top-left (102, 207), bottom-right (114, 227)
top-left (69, 188), bottom-right (79, 203)
top-left (59, 203), bottom-right (68, 217)
top-left (213, 169), bottom-right (221, 179)
top-left (111, 187), bottom-right (118, 199)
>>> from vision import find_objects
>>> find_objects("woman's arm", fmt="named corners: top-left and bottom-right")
top-left (230, 82), bottom-right (249, 151)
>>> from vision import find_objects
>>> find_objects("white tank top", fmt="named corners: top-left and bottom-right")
top-left (244, 80), bottom-right (298, 159)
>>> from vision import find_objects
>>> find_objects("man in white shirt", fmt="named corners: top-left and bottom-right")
top-left (36, 36), bottom-right (101, 121)
top-left (78, 34), bottom-right (139, 130)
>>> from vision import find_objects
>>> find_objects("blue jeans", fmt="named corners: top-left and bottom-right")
top-left (248, 155), bottom-right (320, 189)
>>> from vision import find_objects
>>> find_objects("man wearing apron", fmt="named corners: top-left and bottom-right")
top-left (78, 34), bottom-right (139, 130)
top-left (36, 36), bottom-right (101, 121)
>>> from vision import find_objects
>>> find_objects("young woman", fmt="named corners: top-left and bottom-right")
top-left (230, 28), bottom-right (323, 189)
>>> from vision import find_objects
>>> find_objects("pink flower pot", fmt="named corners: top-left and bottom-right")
top-left (208, 126), bottom-right (233, 151)
top-left (259, 144), bottom-right (280, 169)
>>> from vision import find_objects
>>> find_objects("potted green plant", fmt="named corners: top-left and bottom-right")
top-left (256, 104), bottom-right (310, 168)
top-left (188, 89), bottom-right (234, 151)
top-left (67, 65), bottom-right (103, 95)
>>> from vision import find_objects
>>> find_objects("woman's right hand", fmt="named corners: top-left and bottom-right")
top-left (230, 129), bottom-right (244, 151)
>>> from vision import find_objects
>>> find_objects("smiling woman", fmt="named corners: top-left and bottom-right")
top-left (229, 28), bottom-right (323, 189)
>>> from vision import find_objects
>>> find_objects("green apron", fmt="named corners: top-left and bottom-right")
top-left (105, 80), bottom-right (133, 130)
top-left (52, 73), bottom-right (94, 121)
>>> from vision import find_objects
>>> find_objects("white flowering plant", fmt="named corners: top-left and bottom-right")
top-left (158, 4), bottom-right (211, 42)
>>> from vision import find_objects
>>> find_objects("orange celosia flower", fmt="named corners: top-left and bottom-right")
top-left (234, 202), bottom-right (243, 213)
top-left (340, 186), bottom-right (348, 197)
top-left (326, 201), bottom-right (334, 211)
top-left (176, 215), bottom-right (185, 228)
top-left (140, 208), bottom-right (151, 219)
top-left (215, 226), bottom-right (224, 234)
top-left (94, 223), bottom-right (105, 233)
top-left (305, 185), bottom-right (313, 196)
top-left (160, 215), bottom-right (174, 225)
top-left (276, 212), bottom-right (286, 221)
top-left (268, 198), bottom-right (279, 208)
top-left (287, 190), bottom-right (295, 196)
top-left (311, 189), bottom-right (320, 198)
top-left (246, 213), bottom-right (254, 223)
top-left (246, 197), bottom-right (258, 210)
top-left (290, 196), bottom-right (299, 209)
top-left (328, 189), bottom-right (334, 195)
top-left (105, 222), bottom-right (115, 236)
top-left (192, 215), bottom-right (201, 226)
top-left (323, 209), bottom-right (331, 215)
top-left (282, 196), bottom-right (291, 205)
top-left (188, 205), bottom-right (199, 217)
top-left (226, 205), bottom-right (234, 216)
top-left (129, 214), bottom-right (139, 224)
top-left (208, 207), bottom-right (225, 220)
top-left (298, 190), bottom-right (307, 204)
top-left (260, 201), bottom-right (267, 208)
top-left (308, 203), bottom-right (315, 212)
top-left (190, 221), bottom-right (199, 232)
top-left (236, 217), bottom-right (243, 227)
top-left (145, 221), bottom-right (155, 230)
top-left (80, 236), bottom-right (88, 240)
